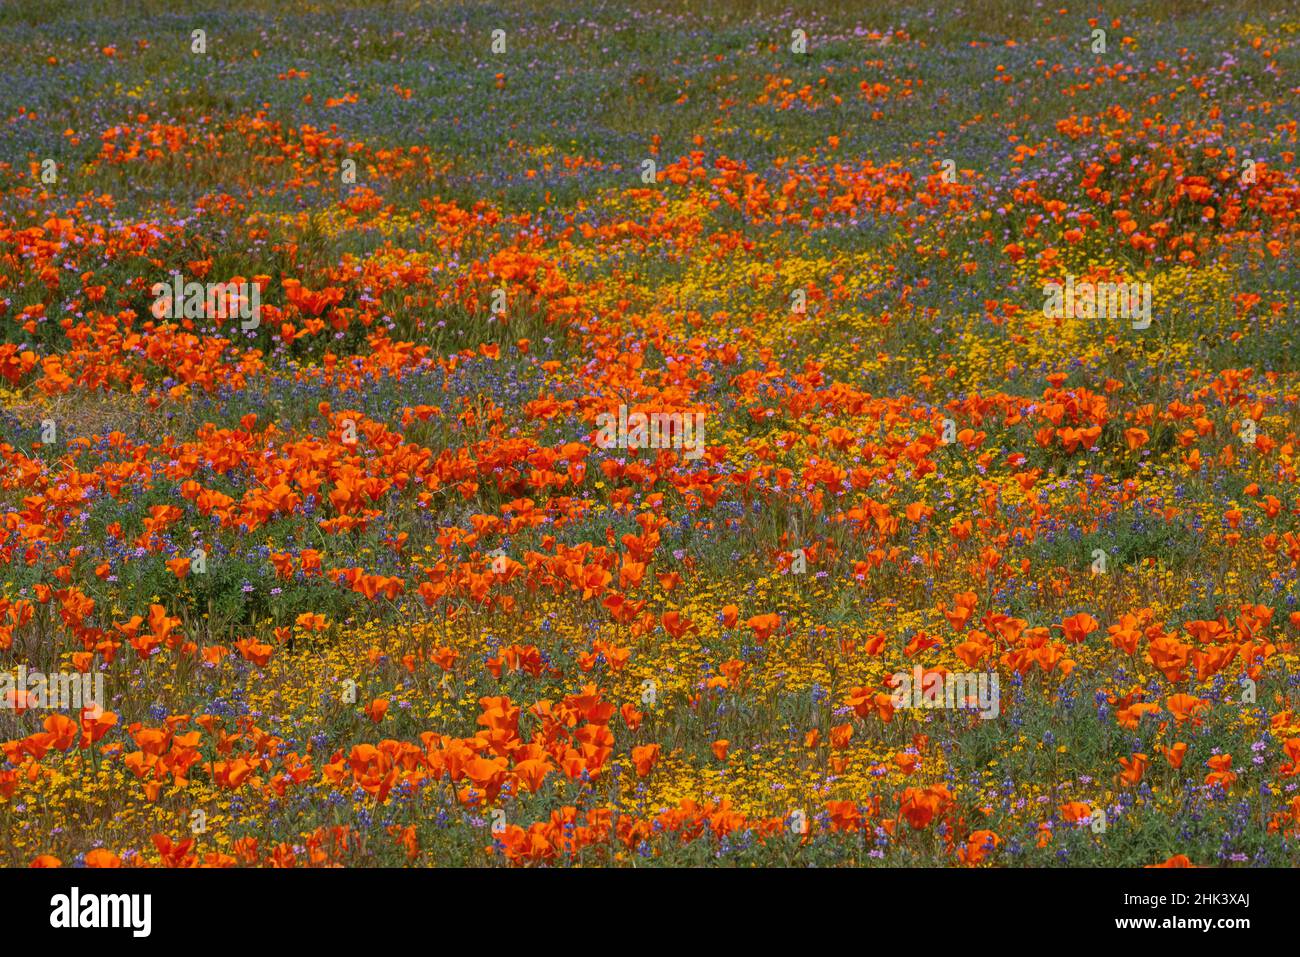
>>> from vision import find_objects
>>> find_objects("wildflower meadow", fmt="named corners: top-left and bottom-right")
top-left (0, 0), bottom-right (1297, 900)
